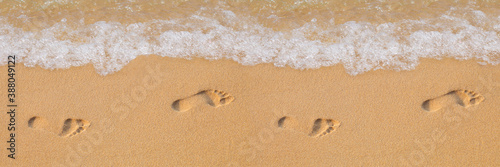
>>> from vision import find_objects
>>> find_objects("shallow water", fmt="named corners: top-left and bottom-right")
top-left (1, 0), bottom-right (499, 75)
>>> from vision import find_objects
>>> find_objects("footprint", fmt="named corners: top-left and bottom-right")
top-left (172, 89), bottom-right (235, 112)
top-left (59, 119), bottom-right (91, 137)
top-left (277, 116), bottom-right (298, 129)
top-left (308, 119), bottom-right (341, 138)
top-left (422, 89), bottom-right (485, 112)
top-left (28, 116), bottom-right (48, 129)
top-left (278, 116), bottom-right (341, 138)
top-left (28, 116), bottom-right (91, 138)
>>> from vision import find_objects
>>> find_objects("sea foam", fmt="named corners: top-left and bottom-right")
top-left (0, 7), bottom-right (499, 75)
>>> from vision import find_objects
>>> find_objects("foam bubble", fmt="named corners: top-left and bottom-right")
top-left (0, 8), bottom-right (499, 75)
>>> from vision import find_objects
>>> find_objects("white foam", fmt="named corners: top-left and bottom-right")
top-left (0, 8), bottom-right (499, 75)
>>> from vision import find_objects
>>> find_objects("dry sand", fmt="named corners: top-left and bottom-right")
top-left (1, 56), bottom-right (499, 166)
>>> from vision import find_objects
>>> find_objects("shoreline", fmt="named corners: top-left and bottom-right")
top-left (1, 56), bottom-right (499, 166)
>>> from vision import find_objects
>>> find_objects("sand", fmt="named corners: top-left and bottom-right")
top-left (1, 56), bottom-right (499, 166)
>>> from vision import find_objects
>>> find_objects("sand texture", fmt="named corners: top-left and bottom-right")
top-left (0, 56), bottom-right (499, 166)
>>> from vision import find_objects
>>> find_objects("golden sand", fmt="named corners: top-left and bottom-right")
top-left (0, 56), bottom-right (498, 166)
top-left (1, 0), bottom-right (499, 166)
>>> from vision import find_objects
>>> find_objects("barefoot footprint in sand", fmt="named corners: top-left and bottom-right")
top-left (28, 116), bottom-right (91, 138)
top-left (422, 89), bottom-right (485, 112)
top-left (172, 89), bottom-right (235, 112)
top-left (278, 116), bottom-right (341, 138)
